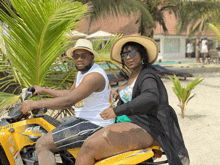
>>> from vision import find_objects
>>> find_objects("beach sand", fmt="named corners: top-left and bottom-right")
top-left (112, 71), bottom-right (220, 165)
top-left (1, 64), bottom-right (220, 164)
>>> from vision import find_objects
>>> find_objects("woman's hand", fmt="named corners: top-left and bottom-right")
top-left (33, 85), bottom-right (45, 96)
top-left (100, 107), bottom-right (116, 120)
top-left (112, 90), bottom-right (119, 102)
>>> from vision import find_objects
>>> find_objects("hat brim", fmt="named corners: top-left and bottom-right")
top-left (110, 36), bottom-right (159, 64)
top-left (67, 47), bottom-right (99, 58)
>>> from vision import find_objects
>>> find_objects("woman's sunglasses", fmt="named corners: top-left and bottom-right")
top-left (120, 49), bottom-right (136, 60)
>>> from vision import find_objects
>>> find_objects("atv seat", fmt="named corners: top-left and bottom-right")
top-left (95, 149), bottom-right (154, 165)
top-left (67, 140), bottom-right (164, 165)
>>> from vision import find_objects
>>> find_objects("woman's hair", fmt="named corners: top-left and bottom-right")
top-left (120, 42), bottom-right (150, 68)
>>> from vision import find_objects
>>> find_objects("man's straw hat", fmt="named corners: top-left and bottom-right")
top-left (110, 36), bottom-right (159, 64)
top-left (67, 39), bottom-right (99, 58)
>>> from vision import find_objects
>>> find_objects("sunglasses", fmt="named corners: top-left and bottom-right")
top-left (72, 53), bottom-right (90, 60)
top-left (120, 49), bottom-right (136, 60)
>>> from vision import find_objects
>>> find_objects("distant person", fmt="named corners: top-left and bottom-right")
top-left (196, 37), bottom-right (201, 63)
top-left (200, 38), bottom-right (209, 64)
top-left (186, 40), bottom-right (193, 59)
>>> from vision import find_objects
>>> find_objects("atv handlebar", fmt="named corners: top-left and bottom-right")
top-left (24, 87), bottom-right (47, 116)
top-left (6, 87), bottom-right (47, 123)
top-left (24, 87), bottom-right (35, 101)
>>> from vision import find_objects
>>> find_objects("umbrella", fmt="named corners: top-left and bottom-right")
top-left (86, 30), bottom-right (115, 39)
top-left (66, 30), bottom-right (88, 37)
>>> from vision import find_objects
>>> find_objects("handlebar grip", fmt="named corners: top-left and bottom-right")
top-left (27, 87), bottom-right (35, 93)
top-left (32, 108), bottom-right (47, 115)
top-left (32, 109), bottom-right (40, 114)
top-left (41, 108), bottom-right (47, 113)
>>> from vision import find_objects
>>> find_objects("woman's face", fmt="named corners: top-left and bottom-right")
top-left (122, 46), bottom-right (142, 70)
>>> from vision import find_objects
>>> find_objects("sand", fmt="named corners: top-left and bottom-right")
top-left (163, 72), bottom-right (220, 165)
top-left (112, 71), bottom-right (220, 165)
top-left (1, 64), bottom-right (220, 164)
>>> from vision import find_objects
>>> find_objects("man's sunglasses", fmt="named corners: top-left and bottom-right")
top-left (120, 49), bottom-right (136, 60)
top-left (72, 53), bottom-right (90, 60)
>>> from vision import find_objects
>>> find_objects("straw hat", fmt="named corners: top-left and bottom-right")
top-left (67, 39), bottom-right (99, 58)
top-left (110, 36), bottom-right (159, 64)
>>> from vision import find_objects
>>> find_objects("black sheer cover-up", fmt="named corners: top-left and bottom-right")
top-left (113, 65), bottom-right (190, 165)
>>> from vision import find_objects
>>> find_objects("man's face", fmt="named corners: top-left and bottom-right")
top-left (72, 49), bottom-right (94, 73)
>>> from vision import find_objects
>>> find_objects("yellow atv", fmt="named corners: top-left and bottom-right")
top-left (0, 88), bottom-right (168, 165)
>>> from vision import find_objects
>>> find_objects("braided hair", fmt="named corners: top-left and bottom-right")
top-left (120, 42), bottom-right (150, 68)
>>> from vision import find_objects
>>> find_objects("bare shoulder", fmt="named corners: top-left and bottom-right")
top-left (79, 72), bottom-right (106, 92)
top-left (83, 72), bottom-right (105, 84)
top-left (82, 72), bottom-right (105, 85)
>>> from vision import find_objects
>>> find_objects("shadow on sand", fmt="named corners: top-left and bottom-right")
top-left (179, 114), bottom-right (207, 120)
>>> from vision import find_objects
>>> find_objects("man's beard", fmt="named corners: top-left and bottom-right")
top-left (75, 62), bottom-right (93, 72)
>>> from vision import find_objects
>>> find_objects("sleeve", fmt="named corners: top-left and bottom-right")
top-left (113, 75), bottom-right (159, 116)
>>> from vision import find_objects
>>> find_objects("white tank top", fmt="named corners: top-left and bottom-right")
top-left (74, 63), bottom-right (115, 127)
top-left (201, 40), bottom-right (208, 53)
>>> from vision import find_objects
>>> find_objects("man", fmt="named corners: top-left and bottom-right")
top-left (200, 38), bottom-right (209, 64)
top-left (196, 37), bottom-right (201, 63)
top-left (186, 40), bottom-right (193, 59)
top-left (19, 39), bottom-right (115, 165)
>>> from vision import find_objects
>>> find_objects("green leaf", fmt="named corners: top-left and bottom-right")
top-left (173, 75), bottom-right (183, 98)
top-left (0, 0), bottom-right (87, 87)
top-left (186, 94), bottom-right (196, 105)
top-left (172, 87), bottom-right (181, 102)
top-left (185, 82), bottom-right (192, 91)
top-left (182, 88), bottom-right (188, 103)
top-left (0, 92), bottom-right (20, 115)
top-left (0, 0), bottom-right (87, 115)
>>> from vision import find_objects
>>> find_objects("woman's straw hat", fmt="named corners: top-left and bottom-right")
top-left (67, 39), bottom-right (99, 58)
top-left (110, 36), bottom-right (159, 64)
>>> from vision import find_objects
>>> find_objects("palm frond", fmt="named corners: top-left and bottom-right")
top-left (209, 23), bottom-right (220, 41)
top-left (0, 0), bottom-right (87, 87)
top-left (92, 33), bottom-right (123, 56)
top-left (0, 92), bottom-right (20, 114)
top-left (0, 0), bottom-right (87, 115)
top-left (175, 1), bottom-right (220, 34)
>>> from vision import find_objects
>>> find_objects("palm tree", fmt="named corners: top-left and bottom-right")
top-left (77, 0), bottom-right (220, 38)
top-left (0, 0), bottom-right (87, 114)
top-left (175, 1), bottom-right (220, 37)
top-left (77, 0), bottom-right (170, 38)
top-left (209, 23), bottom-right (220, 42)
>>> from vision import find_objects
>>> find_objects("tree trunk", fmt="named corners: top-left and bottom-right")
top-left (181, 104), bottom-right (185, 118)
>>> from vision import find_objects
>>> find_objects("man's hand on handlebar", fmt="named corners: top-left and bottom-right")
top-left (19, 100), bottom-right (35, 114)
top-left (33, 85), bottom-right (45, 96)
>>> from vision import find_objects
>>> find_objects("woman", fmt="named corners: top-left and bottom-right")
top-left (200, 38), bottom-right (209, 64)
top-left (186, 40), bottom-right (193, 59)
top-left (75, 36), bottom-right (189, 165)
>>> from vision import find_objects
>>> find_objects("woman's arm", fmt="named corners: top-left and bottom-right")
top-left (113, 76), bottom-right (159, 116)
